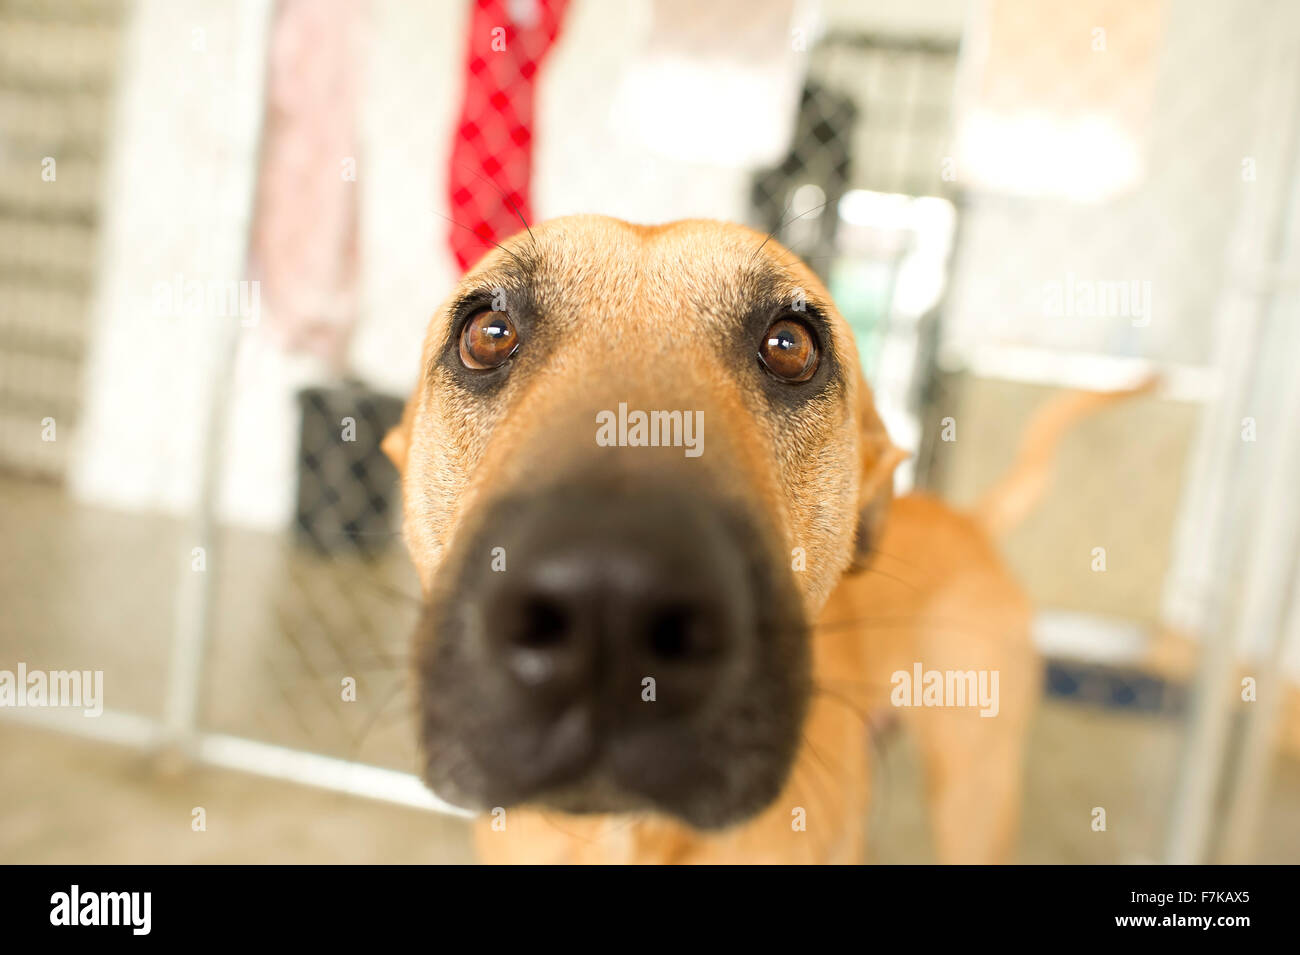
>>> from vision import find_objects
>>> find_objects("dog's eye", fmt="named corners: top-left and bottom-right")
top-left (459, 309), bottom-right (519, 370)
top-left (758, 317), bottom-right (819, 383)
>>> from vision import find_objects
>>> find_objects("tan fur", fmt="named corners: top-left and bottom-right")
top-left (388, 215), bottom-right (1041, 863)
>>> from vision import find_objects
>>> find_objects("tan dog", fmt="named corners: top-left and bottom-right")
top-left (384, 215), bottom-right (1129, 863)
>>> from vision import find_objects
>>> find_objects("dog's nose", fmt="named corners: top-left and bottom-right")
top-left (474, 488), bottom-right (755, 719)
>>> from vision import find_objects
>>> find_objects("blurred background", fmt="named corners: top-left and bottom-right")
top-left (2, 0), bottom-right (1299, 863)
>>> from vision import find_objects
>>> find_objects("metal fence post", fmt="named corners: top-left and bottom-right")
top-left (161, 0), bottom-right (273, 747)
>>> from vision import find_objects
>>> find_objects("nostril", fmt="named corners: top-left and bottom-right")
top-left (647, 604), bottom-right (717, 663)
top-left (514, 596), bottom-right (570, 649)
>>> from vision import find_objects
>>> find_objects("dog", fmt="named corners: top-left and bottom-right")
top-left (383, 214), bottom-right (1142, 863)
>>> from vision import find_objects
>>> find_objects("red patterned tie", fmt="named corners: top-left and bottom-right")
top-left (447, 0), bottom-right (571, 272)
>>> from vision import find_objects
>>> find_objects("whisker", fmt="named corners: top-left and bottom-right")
top-left (532, 810), bottom-right (607, 847)
top-left (799, 731), bottom-right (841, 810)
top-left (809, 684), bottom-right (896, 845)
top-left (832, 563), bottom-right (926, 594)
top-left (812, 682), bottom-right (876, 727)
top-left (448, 158), bottom-right (539, 255)
top-left (808, 614), bottom-right (1040, 648)
top-left (751, 199), bottom-right (793, 261)
top-left (752, 196), bottom-right (836, 261)
top-left (814, 675), bottom-right (894, 695)
top-left (434, 209), bottom-right (530, 272)
top-left (860, 545), bottom-right (934, 577)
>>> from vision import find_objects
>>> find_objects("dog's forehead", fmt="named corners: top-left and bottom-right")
top-left (463, 215), bottom-right (838, 335)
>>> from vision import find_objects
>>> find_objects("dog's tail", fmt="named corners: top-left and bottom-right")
top-left (972, 374), bottom-right (1159, 538)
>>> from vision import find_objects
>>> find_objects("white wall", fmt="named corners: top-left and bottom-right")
top-left (941, 0), bottom-right (1293, 367)
top-left (72, 0), bottom-right (278, 520)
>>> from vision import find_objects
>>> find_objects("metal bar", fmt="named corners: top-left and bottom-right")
top-left (0, 704), bottom-right (163, 749)
top-left (1162, 27), bottom-right (1300, 865)
top-left (1215, 35), bottom-right (1300, 860)
top-left (195, 733), bottom-right (474, 817)
top-left (2, 706), bottom-right (473, 818)
top-left (1217, 525), bottom-right (1300, 862)
top-left (162, 0), bottom-right (274, 744)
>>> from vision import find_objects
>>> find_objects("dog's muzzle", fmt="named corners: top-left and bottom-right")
top-left (417, 482), bottom-right (810, 829)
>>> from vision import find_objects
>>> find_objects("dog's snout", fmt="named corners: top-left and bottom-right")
top-left (478, 489), bottom-right (752, 717)
top-left (421, 481), bottom-right (809, 827)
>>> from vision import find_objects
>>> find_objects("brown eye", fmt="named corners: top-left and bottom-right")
top-left (459, 309), bottom-right (519, 370)
top-left (758, 317), bottom-right (819, 383)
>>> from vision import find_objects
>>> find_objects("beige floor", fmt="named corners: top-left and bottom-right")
top-left (0, 721), bottom-right (476, 865)
top-left (3, 465), bottom-right (1298, 864)
top-left (4, 697), bottom-right (1297, 864)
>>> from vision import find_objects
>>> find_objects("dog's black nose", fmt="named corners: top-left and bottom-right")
top-left (420, 481), bottom-right (810, 827)
top-left (475, 488), bottom-right (754, 720)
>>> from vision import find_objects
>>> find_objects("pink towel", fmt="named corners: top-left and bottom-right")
top-left (249, 0), bottom-right (367, 368)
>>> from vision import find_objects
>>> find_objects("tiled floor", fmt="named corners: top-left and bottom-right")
top-left (5, 699), bottom-right (1297, 863)
top-left (3, 475), bottom-right (1297, 863)
top-left (0, 721), bottom-right (476, 865)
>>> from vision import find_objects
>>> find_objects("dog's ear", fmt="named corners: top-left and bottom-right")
top-left (381, 395), bottom-right (415, 474)
top-left (851, 378), bottom-right (907, 570)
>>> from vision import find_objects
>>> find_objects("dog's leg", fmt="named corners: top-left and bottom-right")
top-left (906, 569), bottom-right (1036, 863)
